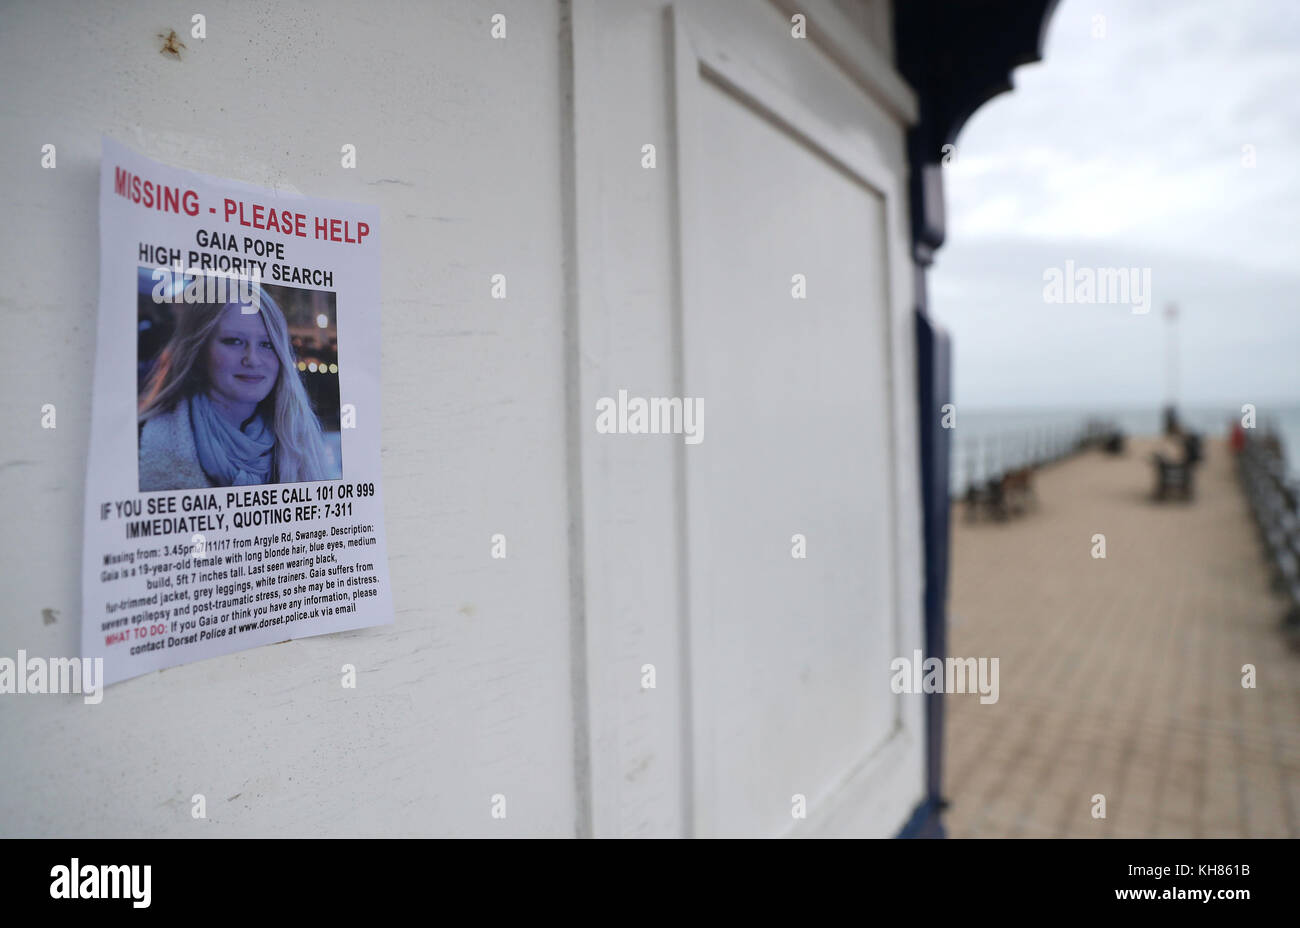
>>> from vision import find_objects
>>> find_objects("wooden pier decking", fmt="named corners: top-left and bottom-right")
top-left (943, 437), bottom-right (1300, 838)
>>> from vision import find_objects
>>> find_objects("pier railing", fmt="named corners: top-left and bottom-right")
top-left (1237, 429), bottom-right (1300, 640)
top-left (953, 419), bottom-right (1120, 498)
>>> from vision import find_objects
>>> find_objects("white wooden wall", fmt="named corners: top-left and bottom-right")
top-left (0, 0), bottom-right (923, 838)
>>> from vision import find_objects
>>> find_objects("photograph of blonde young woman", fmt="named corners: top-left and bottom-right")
top-left (136, 268), bottom-right (343, 492)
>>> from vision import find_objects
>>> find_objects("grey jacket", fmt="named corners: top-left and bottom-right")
top-left (138, 399), bottom-right (213, 492)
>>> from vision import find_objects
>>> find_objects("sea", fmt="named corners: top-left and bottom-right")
top-left (948, 405), bottom-right (1300, 495)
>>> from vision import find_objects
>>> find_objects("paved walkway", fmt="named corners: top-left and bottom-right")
top-left (943, 437), bottom-right (1300, 837)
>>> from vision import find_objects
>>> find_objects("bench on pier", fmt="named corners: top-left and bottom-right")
top-left (1151, 433), bottom-right (1202, 502)
top-left (964, 467), bottom-right (1036, 522)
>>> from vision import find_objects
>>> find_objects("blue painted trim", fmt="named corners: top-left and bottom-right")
top-left (914, 310), bottom-right (952, 838)
top-left (895, 796), bottom-right (947, 839)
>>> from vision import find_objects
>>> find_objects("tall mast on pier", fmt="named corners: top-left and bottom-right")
top-left (1164, 302), bottom-right (1179, 432)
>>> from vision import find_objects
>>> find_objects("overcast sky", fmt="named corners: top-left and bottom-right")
top-left (928, 0), bottom-right (1300, 411)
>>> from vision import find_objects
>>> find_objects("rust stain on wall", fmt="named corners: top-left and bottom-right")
top-left (156, 29), bottom-right (186, 59)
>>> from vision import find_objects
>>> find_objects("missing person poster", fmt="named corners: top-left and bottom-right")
top-left (83, 137), bottom-right (393, 686)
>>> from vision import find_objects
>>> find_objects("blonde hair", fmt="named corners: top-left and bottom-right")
top-left (139, 285), bottom-right (334, 484)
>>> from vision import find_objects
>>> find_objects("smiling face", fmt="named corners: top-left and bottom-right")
top-left (204, 305), bottom-right (280, 415)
